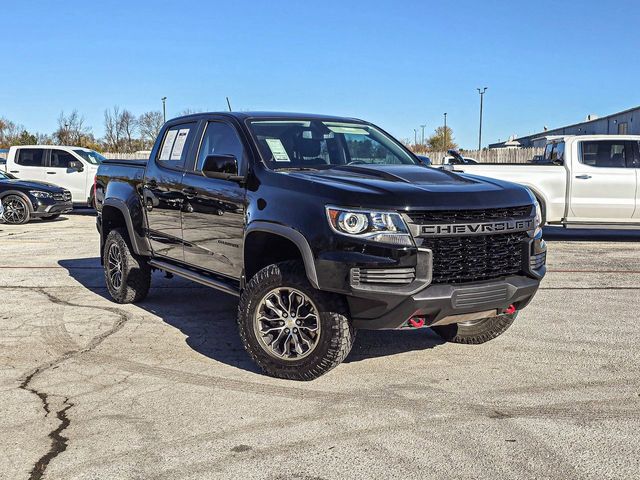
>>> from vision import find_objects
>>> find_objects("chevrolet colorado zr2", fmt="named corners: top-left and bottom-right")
top-left (95, 112), bottom-right (546, 380)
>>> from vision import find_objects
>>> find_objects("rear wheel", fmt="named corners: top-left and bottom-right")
top-left (431, 312), bottom-right (517, 344)
top-left (103, 228), bottom-right (151, 303)
top-left (1, 195), bottom-right (31, 224)
top-left (238, 261), bottom-right (355, 380)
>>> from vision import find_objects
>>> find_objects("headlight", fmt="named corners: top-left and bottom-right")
top-left (534, 201), bottom-right (543, 236)
top-left (29, 190), bottom-right (53, 199)
top-left (326, 206), bottom-right (413, 246)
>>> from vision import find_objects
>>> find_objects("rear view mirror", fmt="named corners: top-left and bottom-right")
top-left (69, 160), bottom-right (84, 172)
top-left (202, 154), bottom-right (240, 180)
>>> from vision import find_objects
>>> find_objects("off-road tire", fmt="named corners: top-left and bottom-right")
top-left (103, 228), bottom-right (151, 304)
top-left (431, 312), bottom-right (517, 345)
top-left (238, 261), bottom-right (355, 380)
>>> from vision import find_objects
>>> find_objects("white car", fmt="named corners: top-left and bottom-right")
top-left (451, 135), bottom-right (640, 227)
top-left (3, 145), bottom-right (105, 206)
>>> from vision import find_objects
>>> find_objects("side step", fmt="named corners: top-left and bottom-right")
top-left (149, 259), bottom-right (240, 297)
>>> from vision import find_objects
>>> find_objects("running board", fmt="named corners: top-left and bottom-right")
top-left (148, 259), bottom-right (240, 297)
top-left (561, 222), bottom-right (640, 230)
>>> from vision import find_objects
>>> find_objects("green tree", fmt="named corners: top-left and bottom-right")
top-left (16, 130), bottom-right (37, 145)
top-left (427, 126), bottom-right (458, 151)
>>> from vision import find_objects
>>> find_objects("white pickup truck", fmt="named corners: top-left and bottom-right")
top-left (452, 135), bottom-right (640, 227)
top-left (3, 145), bottom-right (106, 206)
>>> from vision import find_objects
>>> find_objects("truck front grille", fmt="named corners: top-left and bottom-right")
top-left (406, 205), bottom-right (533, 224)
top-left (422, 231), bottom-right (527, 284)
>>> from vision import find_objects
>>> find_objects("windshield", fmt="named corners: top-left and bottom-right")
top-left (248, 120), bottom-right (418, 169)
top-left (73, 149), bottom-right (106, 165)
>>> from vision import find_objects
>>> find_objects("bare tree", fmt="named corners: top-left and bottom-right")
top-left (138, 111), bottom-right (164, 148)
top-left (119, 109), bottom-right (138, 152)
top-left (103, 106), bottom-right (122, 152)
top-left (54, 110), bottom-right (91, 146)
top-left (0, 117), bottom-right (25, 148)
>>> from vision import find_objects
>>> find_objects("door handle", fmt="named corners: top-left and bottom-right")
top-left (575, 175), bottom-right (592, 179)
top-left (10, 170), bottom-right (19, 174)
top-left (46, 172), bottom-right (57, 174)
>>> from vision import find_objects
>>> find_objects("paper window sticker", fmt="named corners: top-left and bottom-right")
top-left (266, 138), bottom-right (291, 162)
top-left (159, 130), bottom-right (178, 160)
top-left (170, 128), bottom-right (190, 160)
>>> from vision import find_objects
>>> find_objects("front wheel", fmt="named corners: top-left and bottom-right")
top-left (103, 228), bottom-right (151, 303)
top-left (238, 261), bottom-right (355, 380)
top-left (431, 312), bottom-right (517, 344)
top-left (1, 195), bottom-right (31, 224)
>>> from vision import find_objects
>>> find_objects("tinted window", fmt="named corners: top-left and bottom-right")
top-left (157, 122), bottom-right (197, 169)
top-left (580, 141), bottom-right (628, 168)
top-left (196, 122), bottom-right (245, 171)
top-left (15, 149), bottom-right (45, 167)
top-left (50, 149), bottom-right (77, 168)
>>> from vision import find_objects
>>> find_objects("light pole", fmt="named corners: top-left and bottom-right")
top-left (420, 124), bottom-right (426, 145)
top-left (443, 113), bottom-right (447, 150)
top-left (413, 129), bottom-right (418, 145)
top-left (161, 97), bottom-right (167, 122)
top-left (477, 87), bottom-right (487, 151)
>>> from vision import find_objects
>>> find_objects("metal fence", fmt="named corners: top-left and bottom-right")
top-left (103, 152), bottom-right (149, 160)
top-left (414, 148), bottom-right (544, 164)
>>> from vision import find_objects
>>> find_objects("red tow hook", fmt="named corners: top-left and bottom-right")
top-left (409, 317), bottom-right (425, 328)
top-left (505, 304), bottom-right (517, 315)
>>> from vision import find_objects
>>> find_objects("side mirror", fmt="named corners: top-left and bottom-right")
top-left (416, 155), bottom-right (432, 166)
top-left (202, 154), bottom-right (240, 180)
top-left (69, 160), bottom-right (84, 172)
top-left (552, 158), bottom-right (564, 166)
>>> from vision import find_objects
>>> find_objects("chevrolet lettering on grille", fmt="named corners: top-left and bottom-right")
top-left (420, 218), bottom-right (534, 237)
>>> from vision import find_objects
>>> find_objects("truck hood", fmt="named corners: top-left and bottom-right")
top-left (0, 179), bottom-right (66, 192)
top-left (283, 165), bottom-right (534, 209)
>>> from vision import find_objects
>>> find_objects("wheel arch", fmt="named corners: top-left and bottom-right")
top-left (244, 222), bottom-right (319, 289)
top-left (101, 198), bottom-right (150, 258)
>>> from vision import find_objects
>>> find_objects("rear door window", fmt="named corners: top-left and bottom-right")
top-left (580, 141), bottom-right (629, 168)
top-left (157, 122), bottom-right (197, 170)
top-left (15, 149), bottom-right (45, 167)
top-left (50, 149), bottom-right (77, 168)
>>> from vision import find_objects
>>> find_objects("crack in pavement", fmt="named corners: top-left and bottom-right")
top-left (17, 288), bottom-right (132, 480)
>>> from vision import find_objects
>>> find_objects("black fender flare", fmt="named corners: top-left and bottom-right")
top-left (244, 221), bottom-right (319, 289)
top-left (102, 197), bottom-right (150, 256)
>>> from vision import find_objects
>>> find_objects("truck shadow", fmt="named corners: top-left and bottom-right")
top-left (59, 257), bottom-right (444, 375)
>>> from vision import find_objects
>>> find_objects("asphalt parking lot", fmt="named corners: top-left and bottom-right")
top-left (1, 212), bottom-right (639, 480)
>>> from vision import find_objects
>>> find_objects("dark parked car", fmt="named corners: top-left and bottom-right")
top-left (0, 171), bottom-right (72, 224)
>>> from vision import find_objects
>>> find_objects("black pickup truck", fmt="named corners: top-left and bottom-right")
top-left (95, 112), bottom-right (546, 380)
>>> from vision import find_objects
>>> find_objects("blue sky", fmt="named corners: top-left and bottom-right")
top-left (3, 0), bottom-right (640, 148)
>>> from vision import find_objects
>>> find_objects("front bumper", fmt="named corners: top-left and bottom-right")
top-left (314, 229), bottom-right (546, 330)
top-left (30, 198), bottom-right (73, 217)
top-left (350, 274), bottom-right (541, 329)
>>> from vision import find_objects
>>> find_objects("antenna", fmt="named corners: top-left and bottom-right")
top-left (226, 97), bottom-right (232, 112)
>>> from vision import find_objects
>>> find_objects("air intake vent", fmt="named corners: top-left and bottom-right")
top-left (351, 267), bottom-right (415, 286)
top-left (406, 205), bottom-right (533, 224)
